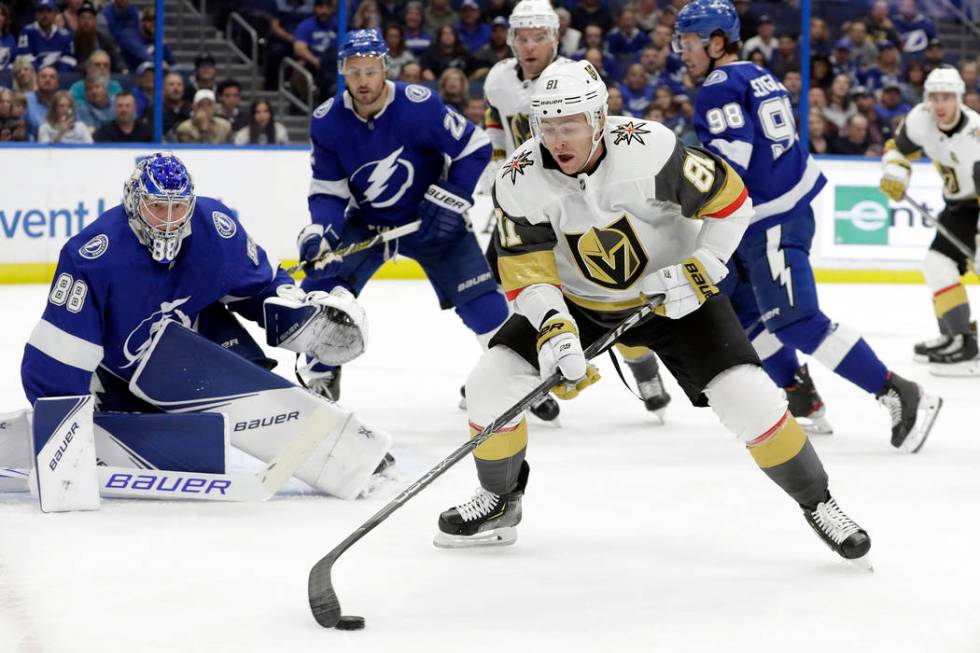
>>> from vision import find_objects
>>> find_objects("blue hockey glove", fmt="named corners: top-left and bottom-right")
top-left (297, 223), bottom-right (343, 275)
top-left (417, 182), bottom-right (472, 243)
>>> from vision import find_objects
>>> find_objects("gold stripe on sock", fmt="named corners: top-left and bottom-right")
top-left (472, 418), bottom-right (529, 462)
top-left (933, 283), bottom-right (969, 319)
top-left (747, 412), bottom-right (807, 469)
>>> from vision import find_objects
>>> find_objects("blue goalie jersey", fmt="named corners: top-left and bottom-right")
top-left (693, 61), bottom-right (825, 233)
top-left (21, 197), bottom-right (291, 404)
top-left (307, 81), bottom-right (490, 233)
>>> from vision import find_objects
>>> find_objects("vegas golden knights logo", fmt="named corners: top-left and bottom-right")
top-left (565, 215), bottom-right (649, 289)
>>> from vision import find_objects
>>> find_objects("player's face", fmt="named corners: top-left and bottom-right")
top-left (343, 56), bottom-right (388, 106)
top-left (676, 33), bottom-right (709, 78)
top-left (928, 92), bottom-right (959, 127)
top-left (538, 113), bottom-right (597, 174)
top-left (513, 28), bottom-right (555, 79)
top-left (141, 198), bottom-right (191, 233)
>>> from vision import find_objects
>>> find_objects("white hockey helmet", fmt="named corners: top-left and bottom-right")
top-left (507, 0), bottom-right (560, 54)
top-left (923, 66), bottom-right (965, 100)
top-left (530, 60), bottom-right (608, 161)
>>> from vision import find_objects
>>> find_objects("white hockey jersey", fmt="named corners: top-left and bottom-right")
top-left (491, 116), bottom-right (753, 311)
top-left (484, 56), bottom-right (572, 158)
top-left (892, 104), bottom-right (980, 201)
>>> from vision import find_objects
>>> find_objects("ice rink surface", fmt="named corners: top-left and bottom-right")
top-left (0, 280), bottom-right (978, 653)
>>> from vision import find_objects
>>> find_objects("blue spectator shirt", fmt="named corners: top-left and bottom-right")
top-left (294, 14), bottom-right (338, 54)
top-left (606, 27), bottom-right (650, 59)
top-left (0, 33), bottom-right (15, 71)
top-left (890, 12), bottom-right (936, 55)
top-left (17, 22), bottom-right (77, 71)
top-left (273, 0), bottom-right (314, 34)
top-left (405, 28), bottom-right (432, 57)
top-left (455, 21), bottom-right (490, 52)
top-left (618, 81), bottom-right (655, 118)
top-left (99, 2), bottom-right (140, 40)
top-left (875, 101), bottom-right (912, 124)
top-left (25, 90), bottom-right (52, 135)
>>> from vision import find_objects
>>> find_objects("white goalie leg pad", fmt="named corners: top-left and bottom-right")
top-left (305, 411), bottom-right (392, 500)
top-left (703, 365), bottom-right (788, 443)
top-left (465, 346), bottom-right (541, 429)
top-left (922, 249), bottom-right (962, 293)
top-left (29, 396), bottom-right (100, 512)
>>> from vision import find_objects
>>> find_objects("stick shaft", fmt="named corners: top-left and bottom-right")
top-left (904, 194), bottom-right (975, 259)
top-left (286, 220), bottom-right (422, 276)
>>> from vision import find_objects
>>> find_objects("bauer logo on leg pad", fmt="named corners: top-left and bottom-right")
top-left (32, 395), bottom-right (100, 513)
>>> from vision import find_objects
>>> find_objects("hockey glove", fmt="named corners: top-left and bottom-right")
top-left (264, 285), bottom-right (368, 365)
top-left (297, 223), bottom-right (343, 274)
top-left (880, 149), bottom-right (912, 202)
top-left (417, 182), bottom-right (472, 244)
top-left (642, 254), bottom-right (721, 320)
top-left (536, 311), bottom-right (600, 400)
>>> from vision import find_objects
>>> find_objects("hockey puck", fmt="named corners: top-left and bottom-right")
top-left (335, 615), bottom-right (365, 631)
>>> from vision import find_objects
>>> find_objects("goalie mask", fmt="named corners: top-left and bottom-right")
top-left (123, 153), bottom-right (196, 264)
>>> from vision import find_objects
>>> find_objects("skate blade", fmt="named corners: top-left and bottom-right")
top-left (845, 553), bottom-right (874, 573)
top-left (928, 359), bottom-right (980, 377)
top-left (901, 393), bottom-right (943, 454)
top-left (798, 415), bottom-right (834, 436)
top-left (433, 527), bottom-right (516, 549)
top-left (653, 409), bottom-right (666, 425)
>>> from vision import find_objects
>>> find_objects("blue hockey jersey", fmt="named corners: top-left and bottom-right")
top-left (16, 22), bottom-right (76, 71)
top-left (693, 61), bottom-right (826, 233)
top-left (307, 81), bottom-right (491, 234)
top-left (21, 197), bottom-right (291, 403)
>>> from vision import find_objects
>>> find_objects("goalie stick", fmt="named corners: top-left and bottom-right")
top-left (285, 220), bottom-right (422, 276)
top-left (904, 194), bottom-right (975, 260)
top-left (307, 297), bottom-right (663, 629)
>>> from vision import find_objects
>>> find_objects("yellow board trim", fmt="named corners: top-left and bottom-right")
top-left (473, 418), bottom-right (529, 461)
top-left (748, 415), bottom-right (807, 469)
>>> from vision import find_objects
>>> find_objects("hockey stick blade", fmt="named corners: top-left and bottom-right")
top-left (286, 221), bottom-right (422, 276)
top-left (307, 297), bottom-right (662, 628)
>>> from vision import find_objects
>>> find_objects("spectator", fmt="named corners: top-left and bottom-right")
top-left (859, 40), bottom-right (902, 95)
top-left (403, 2), bottom-right (432, 57)
top-left (965, 91), bottom-right (980, 114)
top-left (875, 83), bottom-right (911, 124)
top-left (75, 73), bottom-right (115, 132)
top-left (741, 15), bottom-right (775, 65)
top-left (842, 21), bottom-right (877, 72)
top-left (384, 24), bottom-right (416, 81)
top-left (633, 0), bottom-right (659, 32)
top-left (891, 0), bottom-right (935, 57)
top-left (352, 0), bottom-right (382, 30)
top-left (829, 113), bottom-right (872, 155)
top-left (293, 0), bottom-right (337, 74)
top-left (438, 66), bottom-right (469, 113)
top-left (233, 98), bottom-right (288, 145)
top-left (8, 90), bottom-right (30, 139)
top-left (161, 71), bottom-right (190, 135)
top-left (960, 61), bottom-right (979, 95)
top-left (424, 0), bottom-right (457, 35)
top-left (643, 104), bottom-right (664, 123)
top-left (555, 8), bottom-right (580, 57)
top-left (732, 0), bottom-right (756, 40)
top-left (653, 85), bottom-right (684, 132)
top-left (808, 110), bottom-right (830, 154)
top-left (0, 4), bottom-right (15, 72)
top-left (173, 88), bottom-right (231, 144)
top-left (0, 87), bottom-right (10, 118)
top-left (923, 39), bottom-right (951, 76)
top-left (25, 64), bottom-right (58, 135)
top-left (822, 73), bottom-right (856, 134)
top-left (94, 90), bottom-right (150, 141)
top-left (70, 51), bottom-right (122, 105)
top-left (809, 86), bottom-right (828, 114)
top-left (132, 60), bottom-right (154, 118)
top-left (377, 0), bottom-right (406, 26)
top-left (419, 24), bottom-right (470, 81)
top-left (583, 47), bottom-right (613, 85)
top-left (571, 25), bottom-right (617, 82)
top-left (473, 17), bottom-right (509, 71)
top-left (183, 53), bottom-right (218, 104)
top-left (73, 1), bottom-right (124, 72)
top-left (121, 7), bottom-right (174, 72)
top-left (17, 0), bottom-right (77, 71)
top-left (216, 78), bottom-right (247, 131)
top-left (607, 84), bottom-right (624, 116)
top-left (810, 54), bottom-right (832, 90)
top-left (830, 40), bottom-right (856, 80)
top-left (462, 96), bottom-right (484, 126)
top-left (770, 34), bottom-right (798, 80)
top-left (38, 89), bottom-right (92, 143)
top-left (649, 23), bottom-right (672, 50)
top-left (571, 0), bottom-right (612, 35)
top-left (399, 60), bottom-right (422, 83)
top-left (638, 45), bottom-right (677, 93)
top-left (904, 60), bottom-right (926, 104)
top-left (56, 0), bottom-right (83, 32)
top-left (867, 0), bottom-right (900, 47)
top-left (262, 0), bottom-right (314, 90)
top-left (783, 68), bottom-right (802, 124)
top-left (12, 55), bottom-right (36, 92)
top-left (851, 85), bottom-right (886, 147)
top-left (747, 49), bottom-right (766, 69)
top-left (484, 0), bottom-right (510, 23)
top-left (809, 17), bottom-right (831, 58)
top-left (455, 0), bottom-right (490, 52)
top-left (607, 9), bottom-right (650, 68)
top-left (99, 0), bottom-right (139, 43)
top-left (618, 62), bottom-right (654, 117)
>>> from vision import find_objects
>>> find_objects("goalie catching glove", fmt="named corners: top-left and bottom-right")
top-left (536, 311), bottom-right (600, 400)
top-left (642, 251), bottom-right (725, 320)
top-left (264, 285), bottom-right (367, 365)
top-left (879, 147), bottom-right (912, 202)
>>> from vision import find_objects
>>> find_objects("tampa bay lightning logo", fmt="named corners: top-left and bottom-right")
top-left (350, 147), bottom-right (415, 208)
top-left (212, 211), bottom-right (237, 238)
top-left (79, 234), bottom-right (109, 259)
top-left (120, 297), bottom-right (192, 369)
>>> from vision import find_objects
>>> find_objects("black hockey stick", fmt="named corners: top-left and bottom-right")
top-left (308, 297), bottom-right (662, 628)
top-left (904, 194), bottom-right (975, 259)
top-left (285, 220), bottom-right (422, 276)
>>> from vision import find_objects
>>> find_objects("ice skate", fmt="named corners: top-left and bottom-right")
top-left (784, 364), bottom-right (833, 435)
top-left (913, 333), bottom-right (953, 363)
top-left (876, 372), bottom-right (942, 453)
top-left (625, 354), bottom-right (671, 423)
top-left (927, 333), bottom-right (980, 377)
top-left (802, 494), bottom-right (873, 571)
top-left (434, 462), bottom-right (528, 548)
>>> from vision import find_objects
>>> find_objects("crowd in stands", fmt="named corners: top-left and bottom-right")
top-left (2, 0), bottom-right (980, 150)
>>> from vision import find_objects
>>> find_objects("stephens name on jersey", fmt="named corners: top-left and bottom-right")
top-left (693, 62), bottom-right (825, 233)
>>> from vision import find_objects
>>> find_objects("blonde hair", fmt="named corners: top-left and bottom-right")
top-left (45, 90), bottom-right (76, 127)
top-left (12, 56), bottom-right (37, 93)
top-left (438, 67), bottom-right (469, 102)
